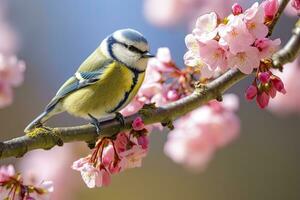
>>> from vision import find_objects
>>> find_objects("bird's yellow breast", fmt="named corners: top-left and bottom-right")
top-left (61, 62), bottom-right (145, 119)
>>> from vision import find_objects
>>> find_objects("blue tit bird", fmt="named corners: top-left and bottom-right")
top-left (24, 28), bottom-right (154, 133)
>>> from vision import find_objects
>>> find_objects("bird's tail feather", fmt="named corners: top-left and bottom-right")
top-left (24, 111), bottom-right (50, 132)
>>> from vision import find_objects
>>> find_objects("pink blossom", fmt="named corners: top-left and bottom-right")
top-left (132, 117), bottom-right (145, 131)
top-left (219, 15), bottom-right (255, 54)
top-left (255, 38), bottom-right (281, 59)
top-left (156, 47), bottom-right (172, 65)
top-left (193, 12), bottom-right (218, 42)
top-left (0, 165), bottom-right (53, 200)
top-left (228, 46), bottom-right (260, 74)
top-left (184, 34), bottom-right (202, 68)
top-left (20, 145), bottom-right (75, 200)
top-left (262, 0), bottom-right (279, 19)
top-left (164, 94), bottom-right (240, 172)
top-left (183, 34), bottom-right (219, 78)
top-left (256, 92), bottom-right (270, 108)
top-left (137, 135), bottom-right (149, 149)
top-left (102, 146), bottom-right (123, 174)
top-left (0, 55), bottom-right (25, 108)
top-left (0, 55), bottom-right (25, 86)
top-left (292, 0), bottom-right (300, 11)
top-left (0, 82), bottom-right (12, 108)
top-left (232, 3), bottom-right (243, 15)
top-left (119, 144), bottom-right (148, 169)
top-left (73, 131), bottom-right (150, 187)
top-left (164, 126), bottom-right (215, 172)
top-left (148, 48), bottom-right (174, 72)
top-left (80, 163), bottom-right (111, 188)
top-left (72, 156), bottom-right (91, 170)
top-left (120, 97), bottom-right (144, 116)
top-left (222, 93), bottom-right (240, 111)
top-left (244, 2), bottom-right (269, 39)
top-left (245, 85), bottom-right (258, 100)
top-left (0, 165), bottom-right (15, 182)
top-left (72, 156), bottom-right (111, 188)
top-left (198, 39), bottom-right (228, 71)
top-left (28, 181), bottom-right (54, 200)
top-left (167, 90), bottom-right (180, 101)
top-left (114, 132), bottom-right (130, 153)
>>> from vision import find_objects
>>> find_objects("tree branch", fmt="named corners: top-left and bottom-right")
top-left (0, 0), bottom-right (295, 160)
top-left (273, 18), bottom-right (300, 68)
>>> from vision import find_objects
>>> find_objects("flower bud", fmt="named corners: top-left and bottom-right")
top-left (268, 86), bottom-right (277, 98)
top-left (137, 135), bottom-right (149, 149)
top-left (258, 72), bottom-right (271, 83)
top-left (256, 92), bottom-right (270, 109)
top-left (232, 3), bottom-right (243, 15)
top-left (292, 0), bottom-right (300, 11)
top-left (167, 90), bottom-right (180, 101)
top-left (132, 117), bottom-right (145, 131)
top-left (263, 0), bottom-right (279, 19)
top-left (271, 76), bottom-right (286, 94)
top-left (245, 85), bottom-right (257, 100)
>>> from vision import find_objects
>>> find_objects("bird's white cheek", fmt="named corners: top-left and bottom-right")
top-left (134, 57), bottom-right (149, 71)
top-left (113, 45), bottom-right (135, 64)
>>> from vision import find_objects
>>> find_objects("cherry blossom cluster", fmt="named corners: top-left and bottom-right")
top-left (0, 1), bottom-right (25, 109)
top-left (0, 165), bottom-right (53, 200)
top-left (0, 55), bottom-right (25, 108)
top-left (121, 47), bottom-right (200, 118)
top-left (184, 0), bottom-right (280, 78)
top-left (19, 144), bottom-right (76, 200)
top-left (72, 117), bottom-right (149, 188)
top-left (164, 94), bottom-right (240, 171)
top-left (245, 60), bottom-right (286, 108)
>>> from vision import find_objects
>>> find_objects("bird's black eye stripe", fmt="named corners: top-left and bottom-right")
top-left (109, 36), bottom-right (147, 54)
top-left (123, 43), bottom-right (146, 54)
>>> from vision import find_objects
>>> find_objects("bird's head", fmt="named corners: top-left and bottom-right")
top-left (100, 29), bottom-right (154, 72)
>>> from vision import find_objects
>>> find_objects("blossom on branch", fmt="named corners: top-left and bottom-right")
top-left (122, 47), bottom-right (200, 120)
top-left (164, 94), bottom-right (240, 172)
top-left (72, 118), bottom-right (149, 188)
top-left (0, 165), bottom-right (53, 200)
top-left (0, 55), bottom-right (25, 108)
top-left (244, 61), bottom-right (286, 109)
top-left (184, 1), bottom-right (280, 78)
top-left (0, 1), bottom-right (25, 109)
top-left (19, 145), bottom-right (76, 200)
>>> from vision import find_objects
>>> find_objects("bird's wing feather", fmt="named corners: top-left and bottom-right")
top-left (45, 58), bottom-right (113, 112)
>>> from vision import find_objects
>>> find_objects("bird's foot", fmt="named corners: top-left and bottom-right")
top-left (88, 114), bottom-right (101, 135)
top-left (115, 112), bottom-right (125, 127)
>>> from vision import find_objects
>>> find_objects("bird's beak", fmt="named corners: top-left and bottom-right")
top-left (142, 52), bottom-right (155, 58)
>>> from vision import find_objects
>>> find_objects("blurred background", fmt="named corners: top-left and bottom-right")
top-left (0, 0), bottom-right (300, 199)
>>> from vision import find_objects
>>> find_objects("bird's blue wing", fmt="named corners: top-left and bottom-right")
top-left (45, 63), bottom-right (112, 112)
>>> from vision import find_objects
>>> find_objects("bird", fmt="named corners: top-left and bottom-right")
top-left (24, 28), bottom-right (154, 133)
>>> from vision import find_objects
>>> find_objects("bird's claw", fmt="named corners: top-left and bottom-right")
top-left (115, 112), bottom-right (125, 127)
top-left (88, 114), bottom-right (101, 135)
